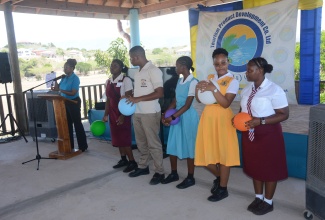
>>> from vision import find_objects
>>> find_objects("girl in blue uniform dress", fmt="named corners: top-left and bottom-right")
top-left (161, 56), bottom-right (199, 189)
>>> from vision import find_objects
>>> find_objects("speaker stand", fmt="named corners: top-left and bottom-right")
top-left (22, 88), bottom-right (57, 170)
top-left (0, 82), bottom-right (28, 143)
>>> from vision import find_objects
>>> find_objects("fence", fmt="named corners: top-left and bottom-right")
top-left (0, 83), bottom-right (105, 136)
top-left (0, 81), bottom-right (324, 136)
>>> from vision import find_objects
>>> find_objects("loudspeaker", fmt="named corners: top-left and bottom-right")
top-left (26, 90), bottom-right (57, 139)
top-left (0, 52), bottom-right (12, 84)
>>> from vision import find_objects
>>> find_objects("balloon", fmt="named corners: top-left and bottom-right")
top-left (118, 98), bottom-right (136, 116)
top-left (233, 112), bottom-right (252, 131)
top-left (198, 90), bottom-right (217, 105)
top-left (164, 109), bottom-right (180, 125)
top-left (90, 120), bottom-right (106, 136)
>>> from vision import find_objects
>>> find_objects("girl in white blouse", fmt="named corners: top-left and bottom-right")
top-left (240, 57), bottom-right (289, 216)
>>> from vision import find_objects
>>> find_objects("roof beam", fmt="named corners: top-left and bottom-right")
top-left (13, 0), bottom-right (129, 15)
top-left (139, 0), bottom-right (205, 14)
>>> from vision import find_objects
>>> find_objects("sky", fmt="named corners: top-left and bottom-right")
top-left (0, 11), bottom-right (191, 50)
top-left (0, 7), bottom-right (325, 51)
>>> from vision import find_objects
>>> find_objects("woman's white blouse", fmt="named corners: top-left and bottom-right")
top-left (179, 74), bottom-right (198, 96)
top-left (107, 74), bottom-right (133, 96)
top-left (240, 78), bottom-right (288, 117)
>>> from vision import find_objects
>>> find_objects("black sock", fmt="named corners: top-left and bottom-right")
top-left (219, 186), bottom-right (227, 190)
top-left (215, 176), bottom-right (220, 181)
top-left (171, 170), bottom-right (178, 175)
top-left (187, 173), bottom-right (194, 179)
top-left (121, 156), bottom-right (127, 161)
top-left (129, 160), bottom-right (136, 164)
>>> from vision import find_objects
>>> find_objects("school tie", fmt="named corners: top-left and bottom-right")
top-left (247, 87), bottom-right (259, 141)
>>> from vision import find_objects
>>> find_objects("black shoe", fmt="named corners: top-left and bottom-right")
top-left (207, 188), bottom-right (229, 202)
top-left (149, 173), bottom-right (165, 185)
top-left (80, 147), bottom-right (88, 152)
top-left (176, 177), bottom-right (195, 189)
top-left (123, 161), bottom-right (138, 173)
top-left (129, 167), bottom-right (150, 177)
top-left (161, 173), bottom-right (179, 184)
top-left (252, 201), bottom-right (274, 215)
top-left (247, 198), bottom-right (263, 212)
top-left (113, 160), bottom-right (128, 169)
top-left (211, 178), bottom-right (220, 194)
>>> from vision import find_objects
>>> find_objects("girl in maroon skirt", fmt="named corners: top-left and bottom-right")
top-left (239, 57), bottom-right (289, 215)
top-left (103, 59), bottom-right (137, 173)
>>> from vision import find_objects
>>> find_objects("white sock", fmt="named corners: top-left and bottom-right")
top-left (264, 198), bottom-right (273, 205)
top-left (255, 194), bottom-right (264, 200)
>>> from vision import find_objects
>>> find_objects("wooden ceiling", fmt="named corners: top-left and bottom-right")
top-left (0, 0), bottom-right (240, 20)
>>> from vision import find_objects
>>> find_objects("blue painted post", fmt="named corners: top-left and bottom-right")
top-left (129, 9), bottom-right (140, 48)
top-left (299, 7), bottom-right (322, 105)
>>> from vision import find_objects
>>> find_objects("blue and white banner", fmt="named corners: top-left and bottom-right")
top-left (196, 0), bottom-right (299, 104)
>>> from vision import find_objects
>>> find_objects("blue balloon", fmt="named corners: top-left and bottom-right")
top-left (118, 98), bottom-right (136, 116)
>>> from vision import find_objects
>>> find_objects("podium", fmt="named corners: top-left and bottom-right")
top-left (38, 94), bottom-right (82, 159)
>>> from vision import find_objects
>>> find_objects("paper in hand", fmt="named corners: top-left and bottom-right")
top-left (45, 71), bottom-right (56, 88)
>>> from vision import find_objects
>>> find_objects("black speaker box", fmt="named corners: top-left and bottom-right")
top-left (0, 52), bottom-right (12, 84)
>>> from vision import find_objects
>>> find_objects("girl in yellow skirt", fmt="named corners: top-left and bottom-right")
top-left (195, 48), bottom-right (240, 202)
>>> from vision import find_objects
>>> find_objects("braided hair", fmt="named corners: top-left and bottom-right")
top-left (176, 56), bottom-right (195, 72)
top-left (250, 57), bottom-right (273, 74)
top-left (112, 59), bottom-right (129, 73)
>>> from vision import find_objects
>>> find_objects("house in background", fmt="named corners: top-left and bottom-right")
top-left (176, 46), bottom-right (191, 56)
top-left (17, 48), bottom-right (34, 58)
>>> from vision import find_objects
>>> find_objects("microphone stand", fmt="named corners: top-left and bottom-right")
top-left (22, 76), bottom-right (63, 170)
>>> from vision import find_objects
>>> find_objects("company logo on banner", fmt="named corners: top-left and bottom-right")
top-left (196, 0), bottom-right (298, 104)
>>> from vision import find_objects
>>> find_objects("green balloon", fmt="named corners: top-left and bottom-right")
top-left (90, 120), bottom-right (106, 136)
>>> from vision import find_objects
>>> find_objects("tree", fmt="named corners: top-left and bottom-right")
top-left (19, 58), bottom-right (38, 77)
top-left (94, 37), bottom-right (129, 74)
top-left (76, 62), bottom-right (92, 75)
top-left (152, 48), bottom-right (163, 55)
top-left (294, 43), bottom-right (300, 80)
top-left (107, 37), bottom-right (129, 64)
top-left (56, 48), bottom-right (65, 60)
top-left (320, 31), bottom-right (325, 76)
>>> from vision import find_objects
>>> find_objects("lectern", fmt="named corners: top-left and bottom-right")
top-left (38, 94), bottom-right (82, 159)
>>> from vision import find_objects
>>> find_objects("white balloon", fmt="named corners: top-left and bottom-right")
top-left (198, 90), bottom-right (217, 105)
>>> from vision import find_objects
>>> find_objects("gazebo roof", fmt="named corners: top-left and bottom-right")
top-left (0, 0), bottom-right (240, 20)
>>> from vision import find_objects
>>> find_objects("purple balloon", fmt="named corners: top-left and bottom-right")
top-left (164, 109), bottom-right (180, 125)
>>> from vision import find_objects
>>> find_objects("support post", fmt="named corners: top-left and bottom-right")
top-left (129, 9), bottom-right (140, 48)
top-left (299, 7), bottom-right (322, 104)
top-left (4, 2), bottom-right (28, 133)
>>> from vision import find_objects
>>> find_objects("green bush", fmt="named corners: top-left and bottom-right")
top-left (320, 91), bottom-right (325, 103)
top-left (76, 62), bottom-right (92, 75)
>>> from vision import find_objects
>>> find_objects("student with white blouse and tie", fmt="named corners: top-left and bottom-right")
top-left (239, 57), bottom-right (289, 216)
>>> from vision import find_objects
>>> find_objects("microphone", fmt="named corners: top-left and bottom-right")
top-left (53, 74), bottom-right (66, 81)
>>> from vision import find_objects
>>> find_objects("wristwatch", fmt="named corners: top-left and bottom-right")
top-left (213, 88), bottom-right (218, 93)
top-left (260, 117), bottom-right (266, 125)
top-left (171, 115), bottom-right (176, 120)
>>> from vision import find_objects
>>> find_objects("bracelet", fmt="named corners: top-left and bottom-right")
top-left (171, 115), bottom-right (176, 120)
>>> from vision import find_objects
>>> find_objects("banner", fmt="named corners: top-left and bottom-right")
top-left (196, 0), bottom-right (299, 104)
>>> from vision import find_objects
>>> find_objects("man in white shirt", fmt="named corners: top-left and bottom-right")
top-left (126, 46), bottom-right (165, 185)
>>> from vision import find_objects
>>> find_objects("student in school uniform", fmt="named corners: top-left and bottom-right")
top-left (239, 57), bottom-right (289, 215)
top-left (161, 56), bottom-right (199, 189)
top-left (195, 48), bottom-right (240, 202)
top-left (102, 59), bottom-right (137, 173)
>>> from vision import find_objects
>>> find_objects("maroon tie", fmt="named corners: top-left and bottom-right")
top-left (247, 87), bottom-right (259, 141)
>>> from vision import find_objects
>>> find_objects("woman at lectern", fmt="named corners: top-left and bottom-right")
top-left (51, 58), bottom-right (88, 152)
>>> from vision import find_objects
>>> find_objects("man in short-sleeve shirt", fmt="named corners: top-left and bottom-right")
top-left (127, 46), bottom-right (165, 185)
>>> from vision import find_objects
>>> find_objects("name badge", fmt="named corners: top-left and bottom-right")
top-left (116, 82), bottom-right (122, 87)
